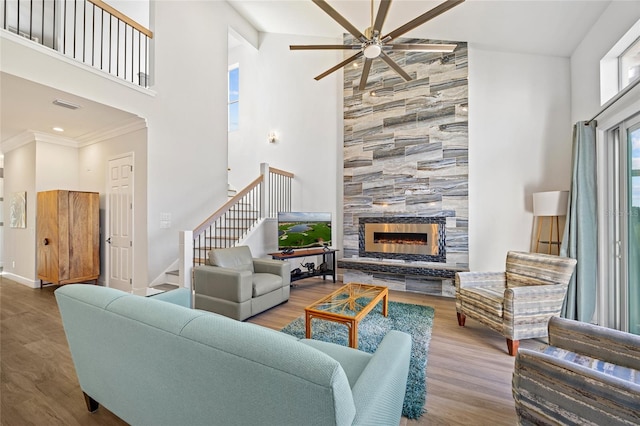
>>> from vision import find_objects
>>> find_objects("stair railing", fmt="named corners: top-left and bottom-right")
top-left (1, 0), bottom-right (152, 87)
top-left (178, 163), bottom-right (293, 289)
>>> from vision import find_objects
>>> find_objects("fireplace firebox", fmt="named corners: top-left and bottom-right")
top-left (359, 217), bottom-right (446, 262)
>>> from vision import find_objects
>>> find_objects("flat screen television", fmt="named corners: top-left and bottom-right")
top-left (277, 212), bottom-right (332, 250)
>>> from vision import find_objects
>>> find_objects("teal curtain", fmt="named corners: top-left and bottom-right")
top-left (560, 121), bottom-right (598, 321)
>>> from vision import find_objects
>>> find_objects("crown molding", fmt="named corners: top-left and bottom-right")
top-left (0, 130), bottom-right (76, 153)
top-left (0, 117), bottom-right (147, 153)
top-left (77, 117), bottom-right (147, 146)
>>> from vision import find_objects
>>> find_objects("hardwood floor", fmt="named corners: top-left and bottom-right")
top-left (1, 276), bottom-right (540, 425)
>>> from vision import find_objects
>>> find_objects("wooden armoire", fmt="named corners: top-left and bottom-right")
top-left (37, 190), bottom-right (100, 288)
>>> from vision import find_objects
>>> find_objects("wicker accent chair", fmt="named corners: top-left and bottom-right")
top-left (455, 251), bottom-right (577, 355)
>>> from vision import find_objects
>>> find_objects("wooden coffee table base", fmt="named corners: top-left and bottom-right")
top-left (304, 283), bottom-right (388, 349)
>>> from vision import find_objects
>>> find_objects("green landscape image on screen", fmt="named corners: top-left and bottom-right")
top-left (278, 221), bottom-right (332, 249)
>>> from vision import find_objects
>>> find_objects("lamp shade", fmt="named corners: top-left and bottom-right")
top-left (533, 191), bottom-right (569, 216)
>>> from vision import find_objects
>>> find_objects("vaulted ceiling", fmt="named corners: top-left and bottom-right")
top-left (227, 0), bottom-right (611, 57)
top-left (1, 0), bottom-right (613, 146)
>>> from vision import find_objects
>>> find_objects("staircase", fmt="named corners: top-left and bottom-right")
top-left (192, 203), bottom-right (261, 264)
top-left (177, 163), bottom-right (294, 290)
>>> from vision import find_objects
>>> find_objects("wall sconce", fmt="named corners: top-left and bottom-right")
top-left (268, 131), bottom-right (278, 144)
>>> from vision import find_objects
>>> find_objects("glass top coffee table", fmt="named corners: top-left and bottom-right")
top-left (304, 282), bottom-right (389, 349)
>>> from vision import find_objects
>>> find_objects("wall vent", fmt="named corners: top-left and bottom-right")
top-left (52, 99), bottom-right (80, 110)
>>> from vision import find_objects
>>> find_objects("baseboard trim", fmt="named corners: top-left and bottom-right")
top-left (1, 272), bottom-right (39, 288)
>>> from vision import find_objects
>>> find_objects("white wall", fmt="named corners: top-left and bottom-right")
top-left (570, 4), bottom-right (640, 326)
top-left (571, 2), bottom-right (640, 123)
top-left (469, 48), bottom-right (572, 271)
top-left (16, 0), bottom-right (248, 284)
top-left (1, 1), bottom-right (340, 285)
top-left (465, 2), bottom-right (639, 275)
top-left (104, 0), bottom-right (150, 28)
top-left (228, 32), bottom-right (342, 247)
top-left (78, 124), bottom-right (148, 286)
top-left (240, 218), bottom-right (278, 258)
top-left (1, 125), bottom-right (147, 287)
top-left (143, 1), bottom-right (260, 282)
top-left (35, 139), bottom-right (79, 190)
top-left (3, 135), bottom-right (90, 285)
top-left (3, 142), bottom-right (36, 285)
top-left (7, 1), bottom-right (635, 283)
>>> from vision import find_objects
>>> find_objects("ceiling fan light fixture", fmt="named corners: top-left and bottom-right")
top-left (364, 43), bottom-right (382, 59)
top-left (292, 0), bottom-right (466, 85)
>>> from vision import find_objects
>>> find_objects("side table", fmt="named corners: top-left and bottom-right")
top-left (268, 248), bottom-right (338, 283)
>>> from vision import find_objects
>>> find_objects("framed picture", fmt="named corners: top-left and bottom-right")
top-left (10, 191), bottom-right (26, 228)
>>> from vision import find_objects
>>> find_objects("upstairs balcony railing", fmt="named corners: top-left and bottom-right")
top-left (1, 0), bottom-right (152, 87)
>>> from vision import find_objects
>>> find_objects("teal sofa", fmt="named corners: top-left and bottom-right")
top-left (55, 284), bottom-right (412, 426)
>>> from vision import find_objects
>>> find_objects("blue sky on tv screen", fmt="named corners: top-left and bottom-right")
top-left (278, 212), bottom-right (331, 222)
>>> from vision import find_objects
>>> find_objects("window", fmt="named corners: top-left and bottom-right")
top-left (600, 117), bottom-right (640, 334)
top-left (228, 65), bottom-right (239, 132)
top-left (619, 36), bottom-right (640, 91)
top-left (600, 19), bottom-right (640, 103)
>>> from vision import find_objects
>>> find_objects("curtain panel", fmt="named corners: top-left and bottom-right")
top-left (560, 121), bottom-right (598, 322)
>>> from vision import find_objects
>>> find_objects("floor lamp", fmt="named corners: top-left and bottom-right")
top-left (533, 191), bottom-right (569, 254)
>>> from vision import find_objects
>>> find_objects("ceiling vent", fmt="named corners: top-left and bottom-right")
top-left (52, 99), bottom-right (80, 110)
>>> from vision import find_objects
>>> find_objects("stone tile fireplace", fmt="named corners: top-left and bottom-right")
top-left (339, 37), bottom-right (469, 297)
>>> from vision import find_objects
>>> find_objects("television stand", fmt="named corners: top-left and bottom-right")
top-left (268, 248), bottom-right (338, 284)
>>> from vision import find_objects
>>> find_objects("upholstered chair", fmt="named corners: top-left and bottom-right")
top-left (455, 251), bottom-right (577, 355)
top-left (193, 245), bottom-right (290, 321)
top-left (513, 316), bottom-right (640, 425)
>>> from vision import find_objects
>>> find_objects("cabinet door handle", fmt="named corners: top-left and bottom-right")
top-left (106, 237), bottom-right (112, 244)
top-left (43, 238), bottom-right (49, 246)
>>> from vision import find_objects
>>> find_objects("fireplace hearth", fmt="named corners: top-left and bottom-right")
top-left (359, 217), bottom-right (446, 262)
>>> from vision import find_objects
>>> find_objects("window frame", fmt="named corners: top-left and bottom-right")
top-left (228, 63), bottom-right (239, 132)
top-left (618, 35), bottom-right (640, 92)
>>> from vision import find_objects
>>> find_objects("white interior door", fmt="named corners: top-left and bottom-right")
top-left (107, 155), bottom-right (134, 291)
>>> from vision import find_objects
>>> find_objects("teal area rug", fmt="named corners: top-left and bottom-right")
top-left (280, 300), bottom-right (434, 419)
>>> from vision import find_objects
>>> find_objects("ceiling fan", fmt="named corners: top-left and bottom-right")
top-left (290, 0), bottom-right (465, 90)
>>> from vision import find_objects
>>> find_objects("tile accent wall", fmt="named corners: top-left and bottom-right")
top-left (341, 37), bottom-right (469, 296)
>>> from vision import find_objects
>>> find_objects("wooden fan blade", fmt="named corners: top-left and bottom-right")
top-left (382, 0), bottom-right (465, 42)
top-left (313, 0), bottom-right (367, 42)
top-left (358, 58), bottom-right (373, 91)
top-left (373, 0), bottom-right (392, 34)
top-left (315, 51), bottom-right (364, 81)
top-left (389, 43), bottom-right (457, 52)
top-left (290, 45), bottom-right (361, 50)
top-left (379, 52), bottom-right (411, 81)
